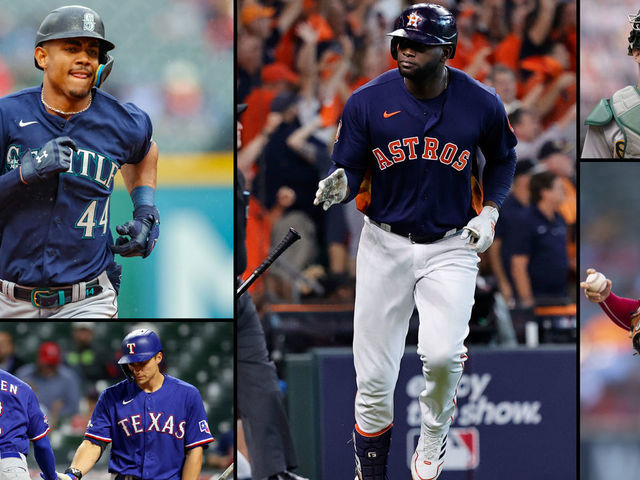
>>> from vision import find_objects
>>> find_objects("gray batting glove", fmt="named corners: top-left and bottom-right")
top-left (314, 168), bottom-right (348, 211)
top-left (461, 206), bottom-right (499, 253)
top-left (20, 136), bottom-right (77, 184)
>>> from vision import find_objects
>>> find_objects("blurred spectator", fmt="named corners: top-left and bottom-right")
top-left (487, 64), bottom-right (524, 114)
top-left (449, 5), bottom-right (492, 81)
top-left (511, 170), bottom-right (568, 306)
top-left (238, 33), bottom-right (266, 103)
top-left (242, 63), bottom-right (300, 145)
top-left (509, 106), bottom-right (575, 161)
top-left (16, 341), bottom-right (81, 428)
top-left (0, 330), bottom-right (25, 374)
top-left (206, 428), bottom-right (234, 469)
top-left (255, 92), bottom-right (322, 299)
top-left (487, 158), bottom-right (535, 307)
top-left (65, 322), bottom-right (119, 393)
top-left (69, 385), bottom-right (100, 435)
top-left (538, 140), bottom-right (576, 275)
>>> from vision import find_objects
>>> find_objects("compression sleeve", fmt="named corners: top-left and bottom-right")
top-left (600, 292), bottom-right (640, 331)
top-left (33, 435), bottom-right (57, 480)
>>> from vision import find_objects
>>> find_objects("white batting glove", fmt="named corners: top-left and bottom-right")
top-left (314, 168), bottom-right (348, 211)
top-left (460, 206), bottom-right (499, 253)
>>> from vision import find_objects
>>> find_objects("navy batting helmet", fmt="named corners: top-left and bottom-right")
top-left (34, 5), bottom-right (115, 87)
top-left (388, 3), bottom-right (457, 60)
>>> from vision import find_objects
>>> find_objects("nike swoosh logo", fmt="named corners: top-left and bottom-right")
top-left (383, 110), bottom-right (401, 118)
top-left (19, 120), bottom-right (38, 127)
top-left (122, 399), bottom-right (133, 405)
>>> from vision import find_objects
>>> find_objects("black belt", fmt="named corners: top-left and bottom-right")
top-left (114, 475), bottom-right (141, 480)
top-left (12, 279), bottom-right (102, 308)
top-left (369, 219), bottom-right (460, 244)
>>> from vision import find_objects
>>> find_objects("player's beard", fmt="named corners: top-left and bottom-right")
top-left (68, 86), bottom-right (91, 99)
top-left (398, 57), bottom-right (442, 84)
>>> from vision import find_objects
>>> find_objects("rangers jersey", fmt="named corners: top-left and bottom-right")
top-left (85, 375), bottom-right (214, 480)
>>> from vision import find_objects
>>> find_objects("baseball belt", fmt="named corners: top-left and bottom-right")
top-left (369, 218), bottom-right (461, 244)
top-left (8, 279), bottom-right (102, 308)
top-left (0, 451), bottom-right (23, 459)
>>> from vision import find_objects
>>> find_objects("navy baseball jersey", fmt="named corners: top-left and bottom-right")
top-left (332, 67), bottom-right (517, 237)
top-left (0, 86), bottom-right (152, 286)
top-left (0, 368), bottom-right (50, 454)
top-left (85, 375), bottom-right (214, 480)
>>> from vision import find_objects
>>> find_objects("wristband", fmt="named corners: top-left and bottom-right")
top-left (64, 467), bottom-right (82, 479)
top-left (131, 185), bottom-right (155, 209)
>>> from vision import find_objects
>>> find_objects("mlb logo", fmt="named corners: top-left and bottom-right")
top-left (406, 427), bottom-right (480, 472)
top-left (444, 427), bottom-right (480, 470)
top-left (0, 401), bottom-right (3, 416)
top-left (199, 420), bottom-right (210, 434)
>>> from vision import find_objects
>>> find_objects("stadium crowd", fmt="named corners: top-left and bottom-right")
top-left (238, 0), bottom-right (576, 343)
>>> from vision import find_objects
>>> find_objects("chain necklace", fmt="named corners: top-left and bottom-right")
top-left (41, 87), bottom-right (92, 116)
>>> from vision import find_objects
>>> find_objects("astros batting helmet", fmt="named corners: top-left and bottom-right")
top-left (629, 10), bottom-right (640, 55)
top-left (388, 3), bottom-right (457, 60)
top-left (34, 5), bottom-right (115, 87)
top-left (118, 329), bottom-right (163, 381)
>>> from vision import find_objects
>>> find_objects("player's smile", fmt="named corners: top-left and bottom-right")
top-left (70, 68), bottom-right (92, 80)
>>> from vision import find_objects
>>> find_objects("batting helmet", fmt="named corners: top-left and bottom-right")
top-left (34, 5), bottom-right (115, 87)
top-left (388, 3), bottom-right (457, 60)
top-left (629, 10), bottom-right (640, 55)
top-left (118, 329), bottom-right (163, 380)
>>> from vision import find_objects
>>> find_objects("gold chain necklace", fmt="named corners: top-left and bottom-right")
top-left (41, 88), bottom-right (92, 116)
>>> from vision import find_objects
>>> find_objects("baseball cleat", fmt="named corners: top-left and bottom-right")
top-left (411, 431), bottom-right (447, 480)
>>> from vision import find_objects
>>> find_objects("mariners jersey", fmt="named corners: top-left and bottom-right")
top-left (332, 67), bottom-right (517, 237)
top-left (85, 375), bottom-right (214, 480)
top-left (0, 368), bottom-right (50, 455)
top-left (0, 86), bottom-right (152, 286)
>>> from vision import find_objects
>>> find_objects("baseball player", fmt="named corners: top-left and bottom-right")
top-left (314, 4), bottom-right (517, 479)
top-left (50, 329), bottom-right (214, 480)
top-left (583, 9), bottom-right (640, 158)
top-left (0, 5), bottom-right (159, 318)
top-left (0, 368), bottom-right (58, 480)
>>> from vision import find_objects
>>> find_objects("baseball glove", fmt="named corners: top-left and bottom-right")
top-left (630, 308), bottom-right (640, 355)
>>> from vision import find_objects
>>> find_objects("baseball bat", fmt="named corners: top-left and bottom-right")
top-left (236, 227), bottom-right (301, 297)
top-left (218, 462), bottom-right (234, 480)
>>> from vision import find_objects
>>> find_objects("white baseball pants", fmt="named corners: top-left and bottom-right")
top-left (353, 217), bottom-right (479, 434)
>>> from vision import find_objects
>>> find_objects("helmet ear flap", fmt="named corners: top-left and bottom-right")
top-left (120, 364), bottom-right (134, 382)
top-left (390, 37), bottom-right (399, 60)
top-left (94, 53), bottom-right (114, 88)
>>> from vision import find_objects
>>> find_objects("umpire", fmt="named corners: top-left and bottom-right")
top-left (237, 104), bottom-right (307, 480)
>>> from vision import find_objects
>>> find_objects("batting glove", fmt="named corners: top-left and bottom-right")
top-left (21, 136), bottom-right (77, 184)
top-left (111, 205), bottom-right (160, 258)
top-left (314, 168), bottom-right (348, 211)
top-left (39, 473), bottom-right (75, 480)
top-left (461, 206), bottom-right (499, 253)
